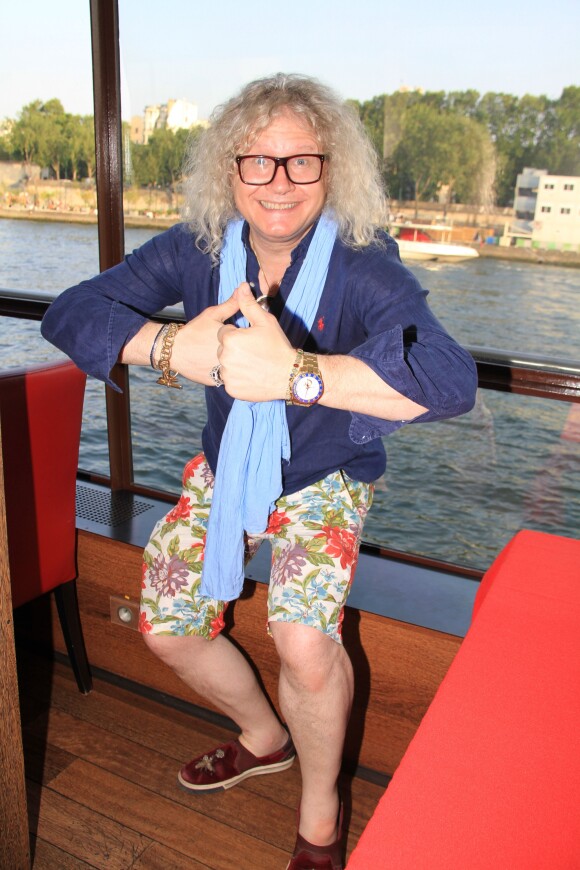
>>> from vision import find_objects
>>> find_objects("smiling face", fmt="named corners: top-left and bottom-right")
top-left (232, 110), bottom-right (328, 252)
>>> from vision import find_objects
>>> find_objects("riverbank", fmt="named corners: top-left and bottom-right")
top-left (474, 244), bottom-right (580, 268)
top-left (1, 206), bottom-right (579, 268)
top-left (0, 206), bottom-right (177, 231)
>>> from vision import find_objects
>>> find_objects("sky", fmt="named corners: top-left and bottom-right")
top-left (1, 0), bottom-right (578, 123)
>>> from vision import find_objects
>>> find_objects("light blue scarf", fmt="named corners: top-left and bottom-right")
top-left (200, 214), bottom-right (337, 600)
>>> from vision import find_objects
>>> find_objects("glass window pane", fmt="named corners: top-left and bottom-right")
top-left (410, 259), bottom-right (579, 362)
top-left (0, 5), bottom-right (107, 476)
top-left (116, 0), bottom-right (580, 572)
top-left (0, 315), bottom-right (109, 479)
top-left (365, 391), bottom-right (580, 572)
top-left (0, 218), bottom-right (108, 479)
top-left (0, 220), bottom-right (99, 293)
top-left (129, 369), bottom-right (205, 494)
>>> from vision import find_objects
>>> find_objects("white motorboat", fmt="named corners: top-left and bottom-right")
top-left (391, 223), bottom-right (479, 262)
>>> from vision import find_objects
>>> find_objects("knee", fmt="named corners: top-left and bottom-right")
top-left (141, 630), bottom-right (175, 662)
top-left (271, 622), bottom-right (345, 692)
top-left (141, 631), bottom-right (206, 671)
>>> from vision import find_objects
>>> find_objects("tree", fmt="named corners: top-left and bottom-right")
top-left (393, 104), bottom-right (495, 214)
top-left (394, 105), bottom-right (451, 212)
top-left (38, 99), bottom-right (69, 179)
top-left (130, 141), bottom-right (155, 188)
top-left (5, 99), bottom-right (95, 180)
top-left (351, 95), bottom-right (386, 162)
top-left (474, 92), bottom-right (552, 204)
top-left (537, 87), bottom-right (580, 177)
top-left (130, 125), bottom-right (203, 189)
top-left (0, 129), bottom-right (11, 161)
top-left (382, 90), bottom-right (423, 199)
top-left (8, 98), bottom-right (69, 178)
top-left (77, 115), bottom-right (96, 179)
top-left (64, 113), bottom-right (95, 181)
top-left (443, 89), bottom-right (481, 119)
top-left (9, 99), bottom-right (46, 168)
top-left (449, 116), bottom-right (496, 209)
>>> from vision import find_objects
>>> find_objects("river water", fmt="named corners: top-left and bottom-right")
top-left (1, 218), bottom-right (579, 571)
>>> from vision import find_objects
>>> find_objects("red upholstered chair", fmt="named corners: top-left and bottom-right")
top-left (0, 359), bottom-right (92, 693)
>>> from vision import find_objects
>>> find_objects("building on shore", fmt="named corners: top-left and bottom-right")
top-left (503, 167), bottom-right (580, 252)
top-left (130, 99), bottom-right (203, 145)
top-left (533, 175), bottom-right (580, 250)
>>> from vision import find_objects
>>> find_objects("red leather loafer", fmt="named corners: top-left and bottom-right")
top-left (286, 835), bottom-right (343, 869)
top-left (178, 735), bottom-right (295, 792)
top-left (286, 803), bottom-right (344, 870)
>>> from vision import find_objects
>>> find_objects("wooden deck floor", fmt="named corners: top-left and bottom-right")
top-left (17, 647), bottom-right (386, 869)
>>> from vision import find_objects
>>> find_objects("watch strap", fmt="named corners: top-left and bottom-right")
top-left (286, 349), bottom-right (323, 406)
top-left (286, 349), bottom-right (304, 402)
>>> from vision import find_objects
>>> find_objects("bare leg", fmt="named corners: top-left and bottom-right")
top-left (270, 621), bottom-right (352, 846)
top-left (143, 632), bottom-right (288, 756)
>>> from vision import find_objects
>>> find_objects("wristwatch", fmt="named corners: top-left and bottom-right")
top-left (286, 350), bottom-right (324, 406)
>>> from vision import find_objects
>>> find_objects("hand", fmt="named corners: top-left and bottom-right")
top-left (171, 294), bottom-right (241, 385)
top-left (218, 282), bottom-right (295, 401)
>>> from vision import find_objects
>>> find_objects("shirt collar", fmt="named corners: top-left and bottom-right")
top-left (240, 217), bottom-right (321, 266)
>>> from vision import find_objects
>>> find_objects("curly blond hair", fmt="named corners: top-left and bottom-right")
top-left (181, 73), bottom-right (388, 260)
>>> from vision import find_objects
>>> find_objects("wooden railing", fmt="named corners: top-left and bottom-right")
top-left (3, 286), bottom-right (580, 404)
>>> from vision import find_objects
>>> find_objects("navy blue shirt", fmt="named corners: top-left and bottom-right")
top-left (41, 221), bottom-right (477, 495)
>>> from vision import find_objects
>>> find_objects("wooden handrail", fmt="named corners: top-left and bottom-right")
top-left (3, 289), bottom-right (578, 403)
top-left (468, 345), bottom-right (580, 402)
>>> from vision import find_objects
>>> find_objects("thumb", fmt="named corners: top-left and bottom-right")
top-left (212, 291), bottom-right (242, 322)
top-left (235, 282), bottom-right (269, 326)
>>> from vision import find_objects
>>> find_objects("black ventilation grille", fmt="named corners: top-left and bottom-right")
top-left (76, 484), bottom-right (156, 527)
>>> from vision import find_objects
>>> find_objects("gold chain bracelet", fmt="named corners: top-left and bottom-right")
top-left (156, 322), bottom-right (183, 389)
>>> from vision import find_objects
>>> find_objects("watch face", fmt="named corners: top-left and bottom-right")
top-left (292, 371), bottom-right (324, 405)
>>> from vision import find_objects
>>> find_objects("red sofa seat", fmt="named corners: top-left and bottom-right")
top-left (348, 530), bottom-right (580, 869)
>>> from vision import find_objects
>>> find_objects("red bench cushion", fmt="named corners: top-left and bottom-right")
top-left (348, 530), bottom-right (580, 869)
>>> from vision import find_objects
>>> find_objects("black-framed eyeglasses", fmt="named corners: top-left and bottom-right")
top-left (235, 153), bottom-right (326, 185)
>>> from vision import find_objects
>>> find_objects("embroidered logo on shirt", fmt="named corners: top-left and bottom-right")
top-left (317, 316), bottom-right (325, 331)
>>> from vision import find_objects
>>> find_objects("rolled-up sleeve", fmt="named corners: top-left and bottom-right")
top-left (346, 250), bottom-right (478, 444)
top-left (41, 226), bottom-right (187, 389)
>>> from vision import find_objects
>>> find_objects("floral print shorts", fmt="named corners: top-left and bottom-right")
top-left (140, 453), bottom-right (373, 644)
